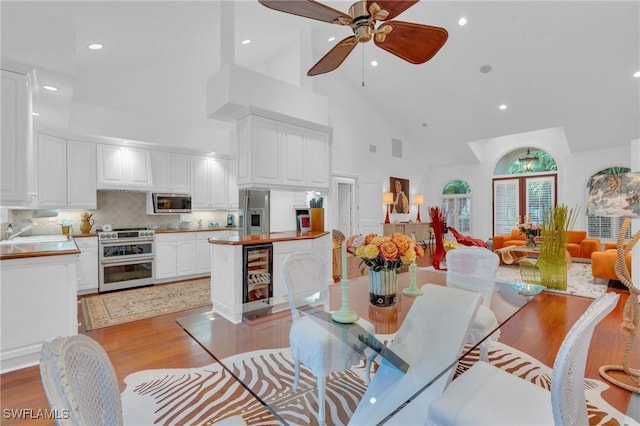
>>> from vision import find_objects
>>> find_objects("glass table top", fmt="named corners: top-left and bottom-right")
top-left (176, 279), bottom-right (544, 425)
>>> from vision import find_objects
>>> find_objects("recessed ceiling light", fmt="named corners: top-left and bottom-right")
top-left (499, 104), bottom-right (508, 110)
top-left (328, 36), bottom-right (335, 42)
top-left (480, 65), bottom-right (492, 74)
top-left (32, 112), bottom-right (40, 116)
top-left (371, 60), bottom-right (378, 67)
top-left (87, 43), bottom-right (103, 50)
top-left (42, 85), bottom-right (59, 92)
top-left (421, 122), bottom-right (428, 127)
top-left (634, 70), bottom-right (640, 78)
top-left (458, 17), bottom-right (468, 26)
top-left (241, 39), bottom-right (251, 45)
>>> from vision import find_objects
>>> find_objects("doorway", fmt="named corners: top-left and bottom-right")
top-left (332, 175), bottom-right (358, 238)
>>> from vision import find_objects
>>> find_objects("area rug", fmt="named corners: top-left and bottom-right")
top-left (121, 342), bottom-right (630, 426)
top-left (81, 279), bottom-right (211, 331)
top-left (496, 261), bottom-right (608, 299)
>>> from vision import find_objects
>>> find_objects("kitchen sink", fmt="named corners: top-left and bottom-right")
top-left (0, 235), bottom-right (69, 245)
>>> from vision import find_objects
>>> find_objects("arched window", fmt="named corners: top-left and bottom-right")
top-left (442, 180), bottom-right (471, 234)
top-left (587, 167), bottom-right (632, 241)
top-left (493, 148), bottom-right (558, 235)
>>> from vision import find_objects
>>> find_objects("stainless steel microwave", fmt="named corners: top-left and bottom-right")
top-left (150, 193), bottom-right (192, 213)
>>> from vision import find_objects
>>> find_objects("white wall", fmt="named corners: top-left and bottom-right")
top-left (313, 76), bottom-right (430, 233)
top-left (424, 126), bottom-right (631, 241)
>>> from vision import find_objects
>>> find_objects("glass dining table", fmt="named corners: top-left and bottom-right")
top-left (176, 276), bottom-right (545, 426)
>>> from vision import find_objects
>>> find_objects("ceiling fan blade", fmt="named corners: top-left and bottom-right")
top-left (367, 1), bottom-right (418, 20)
top-left (374, 21), bottom-right (448, 64)
top-left (259, 0), bottom-right (351, 24)
top-left (308, 36), bottom-right (358, 76)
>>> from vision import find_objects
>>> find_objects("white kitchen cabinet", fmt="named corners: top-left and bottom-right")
top-left (272, 239), bottom-right (313, 307)
top-left (75, 237), bottom-right (98, 294)
top-left (237, 115), bottom-right (331, 191)
top-left (1, 254), bottom-right (77, 373)
top-left (97, 145), bottom-right (153, 190)
top-left (191, 155), bottom-right (229, 210)
top-left (37, 134), bottom-right (96, 209)
top-left (1, 68), bottom-right (34, 207)
top-left (155, 235), bottom-right (178, 280)
top-left (155, 232), bottom-right (202, 282)
top-left (195, 232), bottom-right (215, 274)
top-left (150, 150), bottom-right (191, 193)
top-left (176, 235), bottom-right (196, 276)
top-left (227, 159), bottom-right (239, 209)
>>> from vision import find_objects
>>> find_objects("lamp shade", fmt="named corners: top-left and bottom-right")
top-left (414, 195), bottom-right (424, 206)
top-left (587, 172), bottom-right (640, 218)
top-left (383, 192), bottom-right (394, 205)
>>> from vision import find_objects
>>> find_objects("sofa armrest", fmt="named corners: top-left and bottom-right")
top-left (492, 235), bottom-right (509, 250)
top-left (579, 238), bottom-right (601, 259)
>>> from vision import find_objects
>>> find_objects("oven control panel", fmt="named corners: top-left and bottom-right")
top-left (98, 230), bottom-right (155, 239)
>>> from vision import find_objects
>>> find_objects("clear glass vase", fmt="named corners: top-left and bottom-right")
top-left (368, 269), bottom-right (398, 307)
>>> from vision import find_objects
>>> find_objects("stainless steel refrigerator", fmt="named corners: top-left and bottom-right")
top-left (239, 189), bottom-right (270, 236)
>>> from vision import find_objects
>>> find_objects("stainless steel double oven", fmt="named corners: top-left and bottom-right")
top-left (98, 228), bottom-right (156, 292)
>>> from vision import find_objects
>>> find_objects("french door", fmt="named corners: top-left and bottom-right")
top-left (493, 174), bottom-right (557, 235)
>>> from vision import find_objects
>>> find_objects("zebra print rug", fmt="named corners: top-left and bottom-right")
top-left (121, 343), bottom-right (628, 426)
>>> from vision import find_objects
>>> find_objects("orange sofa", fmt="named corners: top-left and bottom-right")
top-left (492, 229), bottom-right (601, 259)
top-left (591, 245), bottom-right (632, 281)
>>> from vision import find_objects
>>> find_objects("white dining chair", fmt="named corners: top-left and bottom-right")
top-left (426, 292), bottom-right (619, 426)
top-left (282, 251), bottom-right (372, 425)
top-left (446, 246), bottom-right (500, 360)
top-left (40, 334), bottom-right (247, 426)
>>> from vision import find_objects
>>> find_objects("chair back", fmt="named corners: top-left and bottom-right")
top-left (282, 251), bottom-right (329, 320)
top-left (40, 334), bottom-right (123, 426)
top-left (551, 292), bottom-right (618, 425)
top-left (446, 247), bottom-right (499, 307)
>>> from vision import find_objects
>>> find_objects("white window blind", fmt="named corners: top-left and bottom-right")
top-left (494, 179), bottom-right (519, 234)
top-left (442, 194), bottom-right (471, 234)
top-left (525, 176), bottom-right (555, 224)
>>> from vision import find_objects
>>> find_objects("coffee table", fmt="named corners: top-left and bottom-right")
top-left (176, 279), bottom-right (545, 425)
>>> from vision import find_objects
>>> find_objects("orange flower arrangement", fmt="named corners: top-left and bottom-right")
top-left (346, 232), bottom-right (424, 274)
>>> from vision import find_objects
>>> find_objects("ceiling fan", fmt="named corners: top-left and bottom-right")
top-left (258, 0), bottom-right (448, 76)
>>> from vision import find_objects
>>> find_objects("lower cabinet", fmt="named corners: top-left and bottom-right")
top-left (75, 236), bottom-right (98, 294)
top-left (1, 254), bottom-right (78, 373)
top-left (156, 231), bottom-right (234, 283)
top-left (272, 240), bottom-right (313, 307)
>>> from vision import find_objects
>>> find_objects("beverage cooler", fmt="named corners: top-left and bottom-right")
top-left (242, 243), bottom-right (273, 320)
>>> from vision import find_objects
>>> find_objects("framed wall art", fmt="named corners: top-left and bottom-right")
top-left (390, 177), bottom-right (410, 214)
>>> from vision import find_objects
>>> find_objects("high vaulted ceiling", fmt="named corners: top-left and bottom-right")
top-left (2, 1), bottom-right (639, 166)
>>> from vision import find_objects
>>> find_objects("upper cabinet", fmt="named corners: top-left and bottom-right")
top-left (191, 155), bottom-right (230, 210)
top-left (150, 150), bottom-right (190, 194)
top-left (97, 145), bottom-right (153, 191)
top-left (237, 115), bottom-right (331, 191)
top-left (1, 68), bottom-right (34, 207)
top-left (37, 134), bottom-right (97, 209)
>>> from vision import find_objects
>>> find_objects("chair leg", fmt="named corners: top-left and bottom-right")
top-left (293, 358), bottom-right (300, 391)
top-left (479, 341), bottom-right (489, 361)
top-left (366, 352), bottom-right (377, 384)
top-left (317, 375), bottom-right (326, 425)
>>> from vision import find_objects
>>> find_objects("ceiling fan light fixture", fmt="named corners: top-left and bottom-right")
top-left (519, 148), bottom-right (539, 171)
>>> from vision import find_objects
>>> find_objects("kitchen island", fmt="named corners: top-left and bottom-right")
top-left (208, 231), bottom-right (331, 323)
top-left (0, 236), bottom-right (80, 372)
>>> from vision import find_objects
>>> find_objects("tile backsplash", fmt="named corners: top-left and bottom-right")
top-left (6, 191), bottom-right (237, 236)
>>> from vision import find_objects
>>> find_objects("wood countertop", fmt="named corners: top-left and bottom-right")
top-left (0, 236), bottom-right (80, 260)
top-left (156, 227), bottom-right (238, 234)
top-left (208, 230), bottom-right (329, 245)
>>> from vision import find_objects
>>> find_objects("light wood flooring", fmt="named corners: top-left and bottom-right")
top-left (1, 253), bottom-right (637, 425)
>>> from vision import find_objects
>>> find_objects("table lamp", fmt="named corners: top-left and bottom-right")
top-left (414, 195), bottom-right (424, 222)
top-left (587, 172), bottom-right (640, 393)
top-left (383, 192), bottom-right (393, 224)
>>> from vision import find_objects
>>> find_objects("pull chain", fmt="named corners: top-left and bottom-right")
top-left (361, 44), bottom-right (365, 87)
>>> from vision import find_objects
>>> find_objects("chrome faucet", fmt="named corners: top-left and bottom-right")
top-left (8, 220), bottom-right (37, 240)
